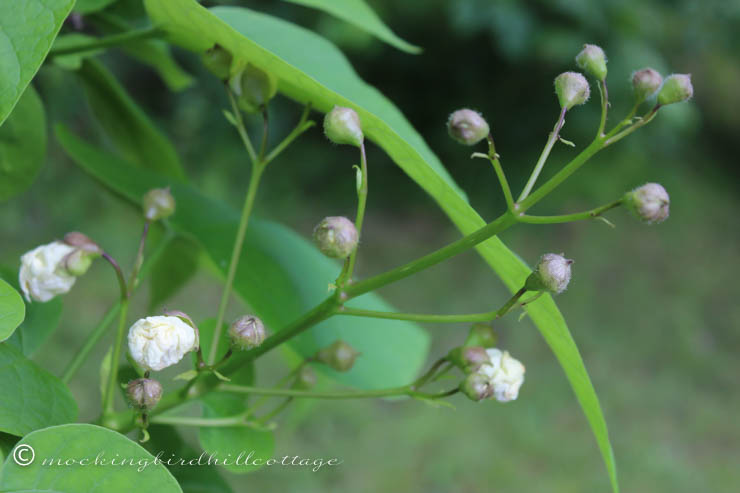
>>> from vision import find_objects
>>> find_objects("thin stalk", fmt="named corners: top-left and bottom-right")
top-left (150, 414), bottom-right (253, 428)
top-left (226, 89), bottom-right (258, 164)
top-left (220, 383), bottom-right (454, 400)
top-left (597, 79), bottom-right (609, 137)
top-left (339, 141), bottom-right (368, 285)
top-left (412, 358), bottom-right (448, 389)
top-left (258, 107), bottom-right (269, 162)
top-left (258, 398), bottom-right (294, 423)
top-left (262, 105), bottom-right (315, 167)
top-left (128, 221), bottom-right (150, 297)
top-left (517, 198), bottom-right (623, 224)
top-left (49, 26), bottom-right (162, 57)
top-left (101, 253), bottom-right (127, 298)
top-left (484, 134), bottom-right (515, 211)
top-left (604, 106), bottom-right (660, 147)
top-left (102, 299), bottom-right (130, 414)
top-left (517, 106), bottom-right (568, 203)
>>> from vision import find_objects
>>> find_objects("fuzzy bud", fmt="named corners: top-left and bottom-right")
top-left (575, 44), bottom-right (607, 80)
top-left (447, 109), bottom-right (490, 146)
top-left (202, 45), bottom-right (232, 80)
top-left (623, 183), bottom-right (670, 224)
top-left (126, 378), bottom-right (163, 411)
top-left (323, 106), bottom-right (364, 147)
top-left (294, 365), bottom-right (317, 390)
top-left (142, 188), bottom-right (175, 222)
top-left (313, 216), bottom-right (358, 259)
top-left (228, 315), bottom-right (266, 351)
top-left (554, 72), bottom-right (590, 110)
top-left (464, 323), bottom-right (498, 348)
top-left (460, 372), bottom-right (493, 402)
top-left (316, 340), bottom-right (360, 372)
top-left (63, 232), bottom-right (102, 255)
top-left (525, 253), bottom-right (573, 294)
top-left (448, 345), bottom-right (491, 374)
top-left (657, 74), bottom-right (693, 106)
top-left (229, 63), bottom-right (278, 113)
top-left (631, 68), bottom-right (663, 103)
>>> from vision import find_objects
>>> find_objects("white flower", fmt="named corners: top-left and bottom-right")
top-left (127, 316), bottom-right (199, 371)
top-left (19, 241), bottom-right (77, 302)
top-left (479, 348), bottom-right (526, 402)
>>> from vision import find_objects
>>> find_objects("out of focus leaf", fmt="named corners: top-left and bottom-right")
top-left (149, 236), bottom-right (201, 311)
top-left (0, 279), bottom-right (24, 342)
top-left (74, 0), bottom-right (118, 14)
top-left (51, 34), bottom-right (103, 70)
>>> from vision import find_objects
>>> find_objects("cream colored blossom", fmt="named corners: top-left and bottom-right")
top-left (479, 348), bottom-right (526, 402)
top-left (128, 316), bottom-right (199, 371)
top-left (19, 241), bottom-right (77, 302)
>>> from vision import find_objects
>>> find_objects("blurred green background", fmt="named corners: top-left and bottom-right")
top-left (2, 0), bottom-right (739, 491)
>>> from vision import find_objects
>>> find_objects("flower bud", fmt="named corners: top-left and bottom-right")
top-left (126, 378), bottom-right (163, 411)
top-left (128, 316), bottom-right (199, 371)
top-left (525, 253), bottom-right (573, 294)
top-left (63, 249), bottom-right (94, 276)
top-left (323, 106), bottom-right (364, 147)
top-left (460, 372), bottom-right (493, 402)
top-left (657, 74), bottom-right (693, 106)
top-left (228, 315), bottom-right (266, 351)
top-left (229, 64), bottom-right (278, 113)
top-left (142, 187), bottom-right (175, 222)
top-left (19, 241), bottom-right (77, 302)
top-left (63, 232), bottom-right (102, 255)
top-left (631, 68), bottom-right (663, 103)
top-left (316, 340), bottom-right (360, 372)
top-left (448, 345), bottom-right (491, 373)
top-left (623, 183), bottom-right (670, 224)
top-left (554, 72), bottom-right (590, 110)
top-left (464, 323), bottom-right (498, 348)
top-left (446, 109), bottom-right (490, 146)
top-left (294, 365), bottom-right (317, 390)
top-left (479, 348), bottom-right (525, 402)
top-left (313, 216), bottom-right (358, 259)
top-left (575, 44), bottom-right (607, 80)
top-left (202, 45), bottom-right (232, 80)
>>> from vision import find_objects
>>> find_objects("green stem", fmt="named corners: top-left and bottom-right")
top-left (604, 106), bottom-right (660, 147)
top-left (258, 397), bottom-right (294, 423)
top-left (102, 299), bottom-right (130, 415)
top-left (517, 106), bottom-right (568, 203)
top-left (226, 89), bottom-right (258, 164)
top-left (262, 105), bottom-right (315, 167)
top-left (485, 134), bottom-right (515, 211)
top-left (258, 107), bottom-right (269, 162)
top-left (127, 221), bottom-right (150, 297)
top-left (339, 141), bottom-right (368, 285)
top-left (517, 198), bottom-right (623, 224)
top-left (49, 26), bottom-right (162, 57)
top-left (150, 414), bottom-right (253, 428)
top-left (597, 79), bottom-right (609, 137)
top-left (220, 383), bottom-right (454, 400)
top-left (412, 358), bottom-right (447, 389)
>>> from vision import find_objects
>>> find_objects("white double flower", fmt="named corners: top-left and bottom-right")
top-left (19, 241), bottom-right (77, 302)
top-left (128, 316), bottom-right (199, 371)
top-left (477, 348), bottom-right (526, 403)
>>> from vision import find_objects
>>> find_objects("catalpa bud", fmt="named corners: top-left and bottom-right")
top-left (657, 74), bottom-right (693, 106)
top-left (447, 109), bottom-right (489, 146)
top-left (623, 183), bottom-right (670, 224)
top-left (228, 315), bottom-right (266, 351)
top-left (126, 378), bottom-right (163, 411)
top-left (324, 106), bottom-right (364, 147)
top-left (575, 44), bottom-right (607, 81)
top-left (631, 68), bottom-right (663, 103)
top-left (313, 216), bottom-right (358, 259)
top-left (229, 64), bottom-right (278, 113)
top-left (554, 72), bottom-right (590, 110)
top-left (525, 253), bottom-right (573, 294)
top-left (316, 340), bottom-right (360, 372)
top-left (142, 188), bottom-right (175, 222)
top-left (202, 45), bottom-right (232, 80)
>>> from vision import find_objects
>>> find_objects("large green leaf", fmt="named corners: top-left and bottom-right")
top-left (149, 236), bottom-right (201, 311)
top-left (78, 59), bottom-right (186, 179)
top-left (0, 0), bottom-right (74, 125)
top-left (141, 2), bottom-right (619, 490)
top-left (0, 344), bottom-right (77, 436)
top-left (283, 0), bottom-right (421, 54)
top-left (57, 126), bottom-right (431, 391)
top-left (0, 424), bottom-right (182, 492)
top-left (0, 280), bottom-right (24, 342)
top-left (0, 86), bottom-right (46, 202)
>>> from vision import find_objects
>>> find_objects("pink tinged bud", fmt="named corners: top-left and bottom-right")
top-left (657, 74), bottom-right (693, 106)
top-left (447, 109), bottom-right (490, 146)
top-left (631, 68), bottom-right (663, 103)
top-left (448, 345), bottom-right (491, 373)
top-left (460, 372), bottom-right (493, 402)
top-left (313, 216), bottom-right (358, 259)
top-left (525, 253), bottom-right (573, 294)
top-left (142, 187), bottom-right (175, 222)
top-left (575, 44), bottom-right (607, 80)
top-left (316, 340), bottom-right (360, 372)
top-left (127, 378), bottom-right (163, 410)
top-left (554, 72), bottom-right (590, 110)
top-left (323, 106), bottom-right (364, 147)
top-left (624, 183), bottom-right (670, 224)
top-left (202, 45), bottom-right (232, 80)
top-left (228, 315), bottom-right (266, 351)
top-left (63, 232), bottom-right (102, 255)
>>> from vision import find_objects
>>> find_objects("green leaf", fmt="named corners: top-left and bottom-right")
top-left (0, 432), bottom-right (18, 464)
top-left (78, 59), bottom-right (186, 180)
top-left (75, 0), bottom-right (118, 14)
top-left (0, 344), bottom-right (77, 436)
top-left (149, 235), bottom-right (201, 311)
top-left (0, 424), bottom-right (183, 492)
top-left (0, 0), bottom-right (75, 125)
top-left (282, 0), bottom-right (421, 54)
top-left (141, 3), bottom-right (618, 490)
top-left (0, 85), bottom-right (46, 202)
top-left (51, 34), bottom-right (104, 70)
top-left (56, 126), bottom-right (430, 391)
top-left (0, 279), bottom-right (24, 343)
top-left (99, 347), bottom-right (113, 407)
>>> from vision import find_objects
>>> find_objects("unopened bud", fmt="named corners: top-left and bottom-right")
top-left (575, 44), bottom-right (607, 80)
top-left (313, 216), bottom-right (358, 259)
top-left (202, 45), bottom-right (232, 80)
top-left (126, 378), bottom-right (162, 410)
top-left (63, 232), bottom-right (102, 255)
top-left (525, 253), bottom-right (573, 294)
top-left (294, 365), bottom-right (317, 390)
top-left (316, 340), bottom-right (360, 372)
top-left (323, 106), bottom-right (364, 147)
top-left (63, 249), bottom-right (94, 276)
top-left (448, 345), bottom-right (491, 373)
top-left (229, 64), bottom-right (278, 113)
top-left (623, 183), bottom-right (670, 224)
top-left (228, 315), bottom-right (266, 351)
top-left (460, 372), bottom-right (492, 402)
top-left (554, 72), bottom-right (590, 110)
top-left (142, 187), bottom-right (175, 222)
top-left (631, 68), bottom-right (662, 103)
top-left (657, 74), bottom-right (693, 106)
top-left (447, 109), bottom-right (489, 146)
top-left (464, 323), bottom-right (498, 348)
